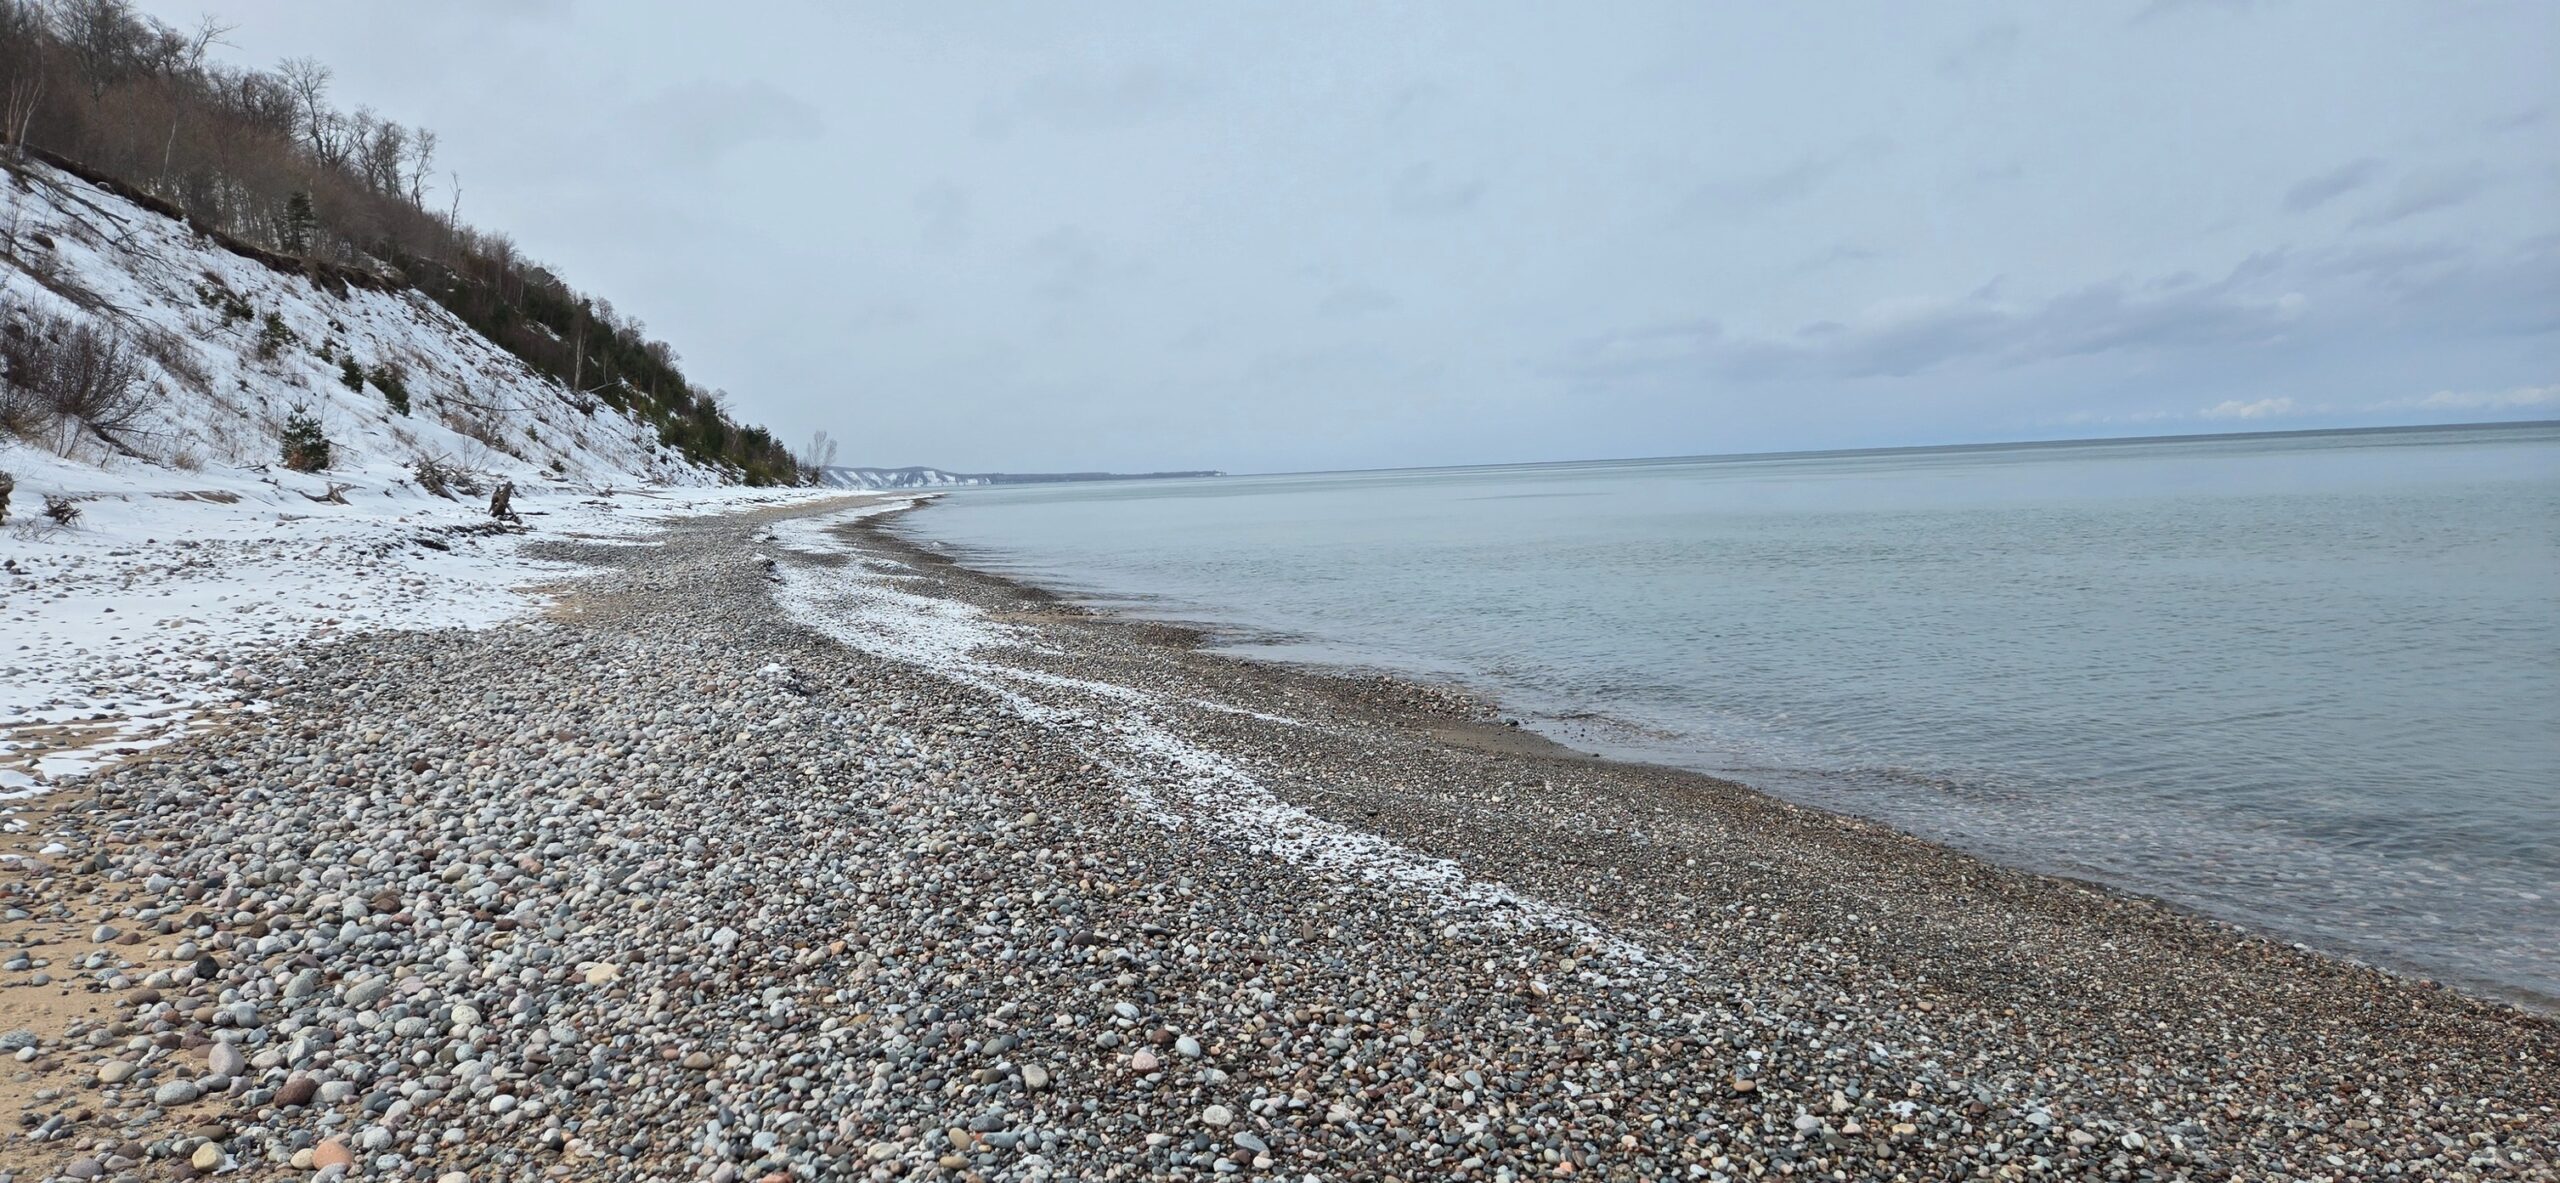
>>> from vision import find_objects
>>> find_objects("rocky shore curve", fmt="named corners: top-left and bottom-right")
top-left (1, 499), bottom-right (2550, 1182)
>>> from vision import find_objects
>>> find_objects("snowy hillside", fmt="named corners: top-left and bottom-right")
top-left (818, 465), bottom-right (990, 490)
top-left (0, 156), bottom-right (851, 798)
top-left (0, 157), bottom-right (721, 495)
top-left (817, 464), bottom-right (1226, 489)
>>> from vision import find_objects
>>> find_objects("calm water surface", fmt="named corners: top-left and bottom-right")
top-left (902, 424), bottom-right (2560, 1003)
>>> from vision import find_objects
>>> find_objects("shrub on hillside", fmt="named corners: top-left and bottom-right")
top-left (369, 363), bottom-right (411, 415)
top-left (257, 313), bottom-right (293, 360)
top-left (280, 408), bottom-right (331, 472)
top-left (198, 282), bottom-right (253, 325)
top-left (338, 356), bottom-right (365, 391)
top-left (130, 324), bottom-right (210, 395)
top-left (411, 453), bottom-right (484, 499)
top-left (0, 298), bottom-right (152, 441)
top-left (0, 341), bottom-right (35, 437)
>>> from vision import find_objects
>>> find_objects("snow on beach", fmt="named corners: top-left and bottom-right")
top-left (0, 471), bottom-right (832, 795)
top-left (0, 155), bottom-right (839, 794)
top-left (768, 502), bottom-right (1667, 970)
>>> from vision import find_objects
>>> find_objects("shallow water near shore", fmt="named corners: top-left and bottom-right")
top-left (900, 423), bottom-right (2560, 1003)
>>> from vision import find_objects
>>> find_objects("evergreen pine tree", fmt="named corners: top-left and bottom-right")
top-left (282, 191), bottom-right (317, 255)
top-left (279, 408), bottom-right (332, 471)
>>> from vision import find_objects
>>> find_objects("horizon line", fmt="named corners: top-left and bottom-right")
top-left (1210, 417), bottom-right (2560, 481)
top-left (851, 417), bottom-right (2557, 483)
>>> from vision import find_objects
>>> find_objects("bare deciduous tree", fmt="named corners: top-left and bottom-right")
top-left (50, 0), bottom-right (143, 99)
top-left (802, 429), bottom-right (839, 471)
top-left (1, 296), bottom-right (154, 444)
top-left (405, 125), bottom-right (435, 205)
top-left (0, 0), bottom-right (48, 156)
top-left (157, 15), bottom-right (230, 183)
top-left (275, 54), bottom-right (338, 163)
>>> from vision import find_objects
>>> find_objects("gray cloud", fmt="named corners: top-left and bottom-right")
top-left (433, 0), bottom-right (571, 20)
top-left (1686, 157), bottom-right (1836, 218)
top-left (1939, 22), bottom-right (2020, 79)
top-left (914, 182), bottom-right (971, 252)
top-left (1562, 235), bottom-right (2559, 403)
top-left (1381, 83), bottom-right (1447, 127)
top-left (2355, 165), bottom-right (2490, 228)
top-left (1684, 138), bottom-right (1890, 218)
top-left (2198, 396), bottom-right (2298, 420)
top-left (2485, 106), bottom-right (2546, 133)
top-left (1561, 260), bottom-right (2308, 382)
top-left (978, 63), bottom-right (1204, 138)
top-left (1318, 281), bottom-right (1399, 319)
top-left (1019, 226), bottom-right (1154, 310)
top-left (1024, 227), bottom-right (1103, 304)
top-left (832, 301), bottom-right (922, 337)
top-left (2311, 239), bottom-right (2467, 291)
top-left (625, 80), bottom-right (821, 164)
top-left (1242, 343), bottom-right (1396, 386)
top-left (1389, 163), bottom-right (1487, 217)
top-left (2130, 0), bottom-right (2260, 25)
top-left (1791, 242), bottom-right (1887, 275)
top-left (2370, 383), bottom-right (2559, 414)
top-left (2319, 236), bottom-right (2560, 335)
top-left (2283, 159), bottom-right (2380, 213)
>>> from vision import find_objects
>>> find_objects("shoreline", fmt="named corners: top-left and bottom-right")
top-left (0, 496), bottom-right (2550, 1180)
top-left (876, 501), bottom-right (2560, 1016)
top-left (814, 501), bottom-right (2560, 1152)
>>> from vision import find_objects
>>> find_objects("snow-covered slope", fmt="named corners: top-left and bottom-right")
top-left (0, 158), bottom-right (719, 493)
top-left (818, 465), bottom-right (990, 490)
top-left (816, 465), bottom-right (1226, 489)
top-left (0, 158), bottom-right (846, 799)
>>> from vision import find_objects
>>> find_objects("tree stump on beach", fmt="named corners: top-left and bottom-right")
top-left (489, 481), bottom-right (517, 522)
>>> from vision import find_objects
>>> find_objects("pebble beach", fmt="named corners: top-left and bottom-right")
top-left (2, 496), bottom-right (2552, 1182)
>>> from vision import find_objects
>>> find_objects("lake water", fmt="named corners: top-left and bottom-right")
top-left (900, 424), bottom-right (2560, 1004)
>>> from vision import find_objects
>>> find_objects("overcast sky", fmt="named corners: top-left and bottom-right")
top-left (141, 1), bottom-right (2556, 473)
